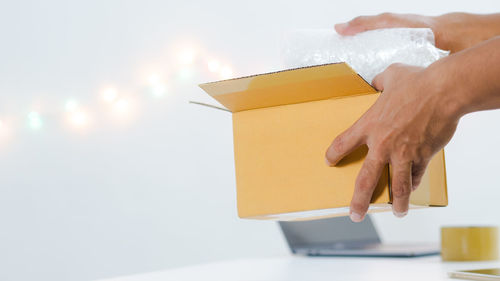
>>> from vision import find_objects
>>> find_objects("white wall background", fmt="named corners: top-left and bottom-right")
top-left (0, 0), bottom-right (499, 280)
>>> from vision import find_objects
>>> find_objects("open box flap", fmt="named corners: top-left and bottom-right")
top-left (199, 62), bottom-right (377, 112)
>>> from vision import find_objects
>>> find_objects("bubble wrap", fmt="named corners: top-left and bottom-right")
top-left (282, 28), bottom-right (449, 83)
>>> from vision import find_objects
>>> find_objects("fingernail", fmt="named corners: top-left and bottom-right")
top-left (335, 23), bottom-right (349, 31)
top-left (393, 210), bottom-right (408, 218)
top-left (350, 212), bottom-right (364, 222)
top-left (411, 185), bottom-right (418, 191)
top-left (325, 158), bottom-right (333, 167)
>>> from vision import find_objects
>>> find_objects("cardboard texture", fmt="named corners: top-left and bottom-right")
top-left (199, 62), bottom-right (448, 221)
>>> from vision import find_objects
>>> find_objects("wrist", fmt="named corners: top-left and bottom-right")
top-left (420, 59), bottom-right (468, 122)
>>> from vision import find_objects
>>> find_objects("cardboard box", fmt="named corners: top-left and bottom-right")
top-left (199, 62), bottom-right (448, 221)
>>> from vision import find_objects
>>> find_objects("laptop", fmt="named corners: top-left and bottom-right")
top-left (279, 216), bottom-right (440, 257)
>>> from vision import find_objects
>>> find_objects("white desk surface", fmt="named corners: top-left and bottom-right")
top-left (98, 255), bottom-right (500, 281)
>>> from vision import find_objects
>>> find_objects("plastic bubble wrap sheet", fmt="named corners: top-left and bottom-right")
top-left (282, 28), bottom-right (449, 83)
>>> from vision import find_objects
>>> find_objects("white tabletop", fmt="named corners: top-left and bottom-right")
top-left (98, 256), bottom-right (500, 281)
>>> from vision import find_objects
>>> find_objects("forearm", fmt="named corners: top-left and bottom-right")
top-left (433, 13), bottom-right (500, 52)
top-left (477, 13), bottom-right (500, 38)
top-left (426, 36), bottom-right (500, 118)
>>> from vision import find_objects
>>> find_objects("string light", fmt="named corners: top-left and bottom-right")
top-left (0, 44), bottom-right (237, 142)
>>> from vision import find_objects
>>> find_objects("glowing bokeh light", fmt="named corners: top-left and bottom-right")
top-left (102, 87), bottom-right (118, 103)
top-left (178, 48), bottom-right (197, 65)
top-left (65, 99), bottom-right (79, 112)
top-left (148, 73), bottom-right (161, 85)
top-left (151, 84), bottom-right (167, 97)
top-left (207, 60), bottom-right (220, 73)
top-left (113, 98), bottom-right (130, 114)
top-left (0, 120), bottom-right (11, 140)
top-left (220, 66), bottom-right (234, 79)
top-left (147, 73), bottom-right (168, 98)
top-left (27, 111), bottom-right (43, 130)
top-left (177, 67), bottom-right (194, 81)
top-left (0, 44), bottom-right (239, 137)
top-left (110, 98), bottom-right (138, 122)
top-left (68, 110), bottom-right (89, 127)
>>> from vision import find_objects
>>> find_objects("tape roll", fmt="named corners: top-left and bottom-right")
top-left (441, 226), bottom-right (498, 261)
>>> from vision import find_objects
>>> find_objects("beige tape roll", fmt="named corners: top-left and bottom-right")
top-left (441, 226), bottom-right (499, 261)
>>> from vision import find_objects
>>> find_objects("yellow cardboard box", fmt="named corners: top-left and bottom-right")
top-left (200, 62), bottom-right (448, 221)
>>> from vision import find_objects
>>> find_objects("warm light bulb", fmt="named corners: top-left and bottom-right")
top-left (102, 87), bottom-right (118, 103)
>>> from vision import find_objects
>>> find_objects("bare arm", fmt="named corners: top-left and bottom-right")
top-left (325, 36), bottom-right (500, 222)
top-left (441, 37), bottom-right (500, 114)
top-left (335, 12), bottom-right (500, 53)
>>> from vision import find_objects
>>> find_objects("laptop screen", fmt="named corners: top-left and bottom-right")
top-left (279, 215), bottom-right (381, 249)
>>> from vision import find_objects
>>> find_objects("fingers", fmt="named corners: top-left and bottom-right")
top-left (335, 21), bottom-right (365, 36)
top-left (391, 162), bottom-right (412, 217)
top-left (411, 160), bottom-right (429, 191)
top-left (335, 13), bottom-right (399, 36)
top-left (325, 125), bottom-right (364, 166)
top-left (349, 155), bottom-right (385, 222)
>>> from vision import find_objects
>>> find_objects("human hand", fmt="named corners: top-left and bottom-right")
top-left (325, 63), bottom-right (460, 222)
top-left (335, 12), bottom-right (500, 53)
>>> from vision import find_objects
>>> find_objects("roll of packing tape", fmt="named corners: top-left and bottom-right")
top-left (441, 226), bottom-right (499, 261)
